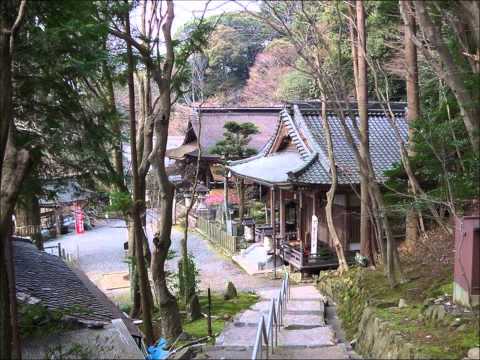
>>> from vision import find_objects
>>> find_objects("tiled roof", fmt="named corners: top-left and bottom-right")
top-left (229, 101), bottom-right (407, 186)
top-left (291, 104), bottom-right (407, 184)
top-left (190, 107), bottom-right (282, 153)
top-left (229, 151), bottom-right (305, 185)
top-left (14, 239), bottom-right (123, 324)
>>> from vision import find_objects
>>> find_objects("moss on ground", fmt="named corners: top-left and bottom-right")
top-left (317, 263), bottom-right (479, 359)
top-left (375, 305), bottom-right (479, 359)
top-left (177, 292), bottom-right (259, 343)
top-left (112, 291), bottom-right (258, 345)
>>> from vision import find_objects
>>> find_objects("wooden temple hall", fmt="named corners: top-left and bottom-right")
top-left (228, 101), bottom-right (407, 273)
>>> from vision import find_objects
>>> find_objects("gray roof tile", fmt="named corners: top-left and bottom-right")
top-left (229, 102), bottom-right (407, 186)
top-left (15, 239), bottom-right (116, 323)
top-left (291, 106), bottom-right (407, 184)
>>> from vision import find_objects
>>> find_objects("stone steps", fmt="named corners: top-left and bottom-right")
top-left (201, 285), bottom-right (351, 359)
top-left (196, 344), bottom-right (351, 359)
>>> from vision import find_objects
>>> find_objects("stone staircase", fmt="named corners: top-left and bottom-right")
top-left (195, 285), bottom-right (355, 359)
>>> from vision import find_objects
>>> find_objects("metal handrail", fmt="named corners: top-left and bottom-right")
top-left (251, 272), bottom-right (289, 359)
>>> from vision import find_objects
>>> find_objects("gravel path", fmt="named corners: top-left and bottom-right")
top-left (45, 218), bottom-right (279, 293)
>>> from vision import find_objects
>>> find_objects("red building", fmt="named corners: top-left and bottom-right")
top-left (453, 215), bottom-right (480, 308)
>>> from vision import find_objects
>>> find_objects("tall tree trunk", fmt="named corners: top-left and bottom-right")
top-left (400, 0), bottom-right (419, 249)
top-left (103, 57), bottom-right (125, 191)
top-left (109, 0), bottom-right (184, 340)
top-left (1, 132), bottom-right (30, 360)
top-left (137, 71), bottom-right (153, 266)
top-left (181, 115), bottom-right (202, 305)
top-left (5, 224), bottom-right (20, 359)
top-left (321, 97), bottom-right (349, 273)
top-left (15, 192), bottom-right (42, 249)
top-left (414, 1), bottom-right (480, 154)
top-left (124, 5), bottom-right (154, 345)
top-left (147, 1), bottom-right (183, 340)
top-left (149, 92), bottom-right (182, 339)
top-left (331, 98), bottom-right (402, 285)
top-left (1, 1), bottom-right (28, 358)
top-left (354, 1), bottom-right (373, 264)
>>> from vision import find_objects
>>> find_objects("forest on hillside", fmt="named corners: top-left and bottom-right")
top-left (175, 3), bottom-right (413, 107)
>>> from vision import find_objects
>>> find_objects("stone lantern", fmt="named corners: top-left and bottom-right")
top-left (195, 182), bottom-right (209, 217)
top-left (242, 217), bottom-right (256, 243)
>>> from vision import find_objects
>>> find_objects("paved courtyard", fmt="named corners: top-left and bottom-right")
top-left (46, 217), bottom-right (279, 294)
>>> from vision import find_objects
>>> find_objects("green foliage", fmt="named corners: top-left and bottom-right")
top-left (178, 292), bottom-right (259, 344)
top-left (211, 121), bottom-right (259, 160)
top-left (249, 201), bottom-right (267, 224)
top-left (277, 69), bottom-right (318, 100)
top-left (18, 302), bottom-right (91, 339)
top-left (173, 18), bottom-right (214, 100)
top-left (318, 261), bottom-right (478, 359)
top-left (164, 249), bottom-right (180, 296)
top-left (178, 12), bottom-right (275, 98)
top-left (384, 83), bottom-right (480, 214)
top-left (178, 253), bottom-right (200, 304)
top-left (19, 304), bottom-right (66, 338)
top-left (107, 192), bottom-right (133, 214)
top-left (13, 0), bottom-right (121, 197)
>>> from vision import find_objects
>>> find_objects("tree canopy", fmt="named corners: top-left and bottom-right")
top-left (211, 121), bottom-right (259, 160)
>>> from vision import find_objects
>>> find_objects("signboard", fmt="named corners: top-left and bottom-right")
top-left (311, 215), bottom-right (318, 255)
top-left (74, 204), bottom-right (85, 234)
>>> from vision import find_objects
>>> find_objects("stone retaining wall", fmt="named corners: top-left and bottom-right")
top-left (318, 272), bottom-right (418, 359)
top-left (355, 307), bottom-right (417, 359)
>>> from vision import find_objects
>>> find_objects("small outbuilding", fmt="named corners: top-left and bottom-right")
top-left (453, 215), bottom-right (480, 308)
top-left (13, 237), bottom-right (145, 359)
top-left (228, 101), bottom-right (407, 273)
top-left (166, 106), bottom-right (282, 188)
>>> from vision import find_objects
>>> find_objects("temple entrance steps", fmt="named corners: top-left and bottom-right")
top-left (196, 285), bottom-right (357, 359)
top-left (196, 344), bottom-right (351, 359)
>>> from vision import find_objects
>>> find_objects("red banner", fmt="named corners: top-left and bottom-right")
top-left (75, 203), bottom-right (85, 234)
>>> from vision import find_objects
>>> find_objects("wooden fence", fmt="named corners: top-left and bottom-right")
top-left (196, 216), bottom-right (241, 255)
top-left (15, 225), bottom-right (41, 238)
top-left (44, 242), bottom-right (76, 263)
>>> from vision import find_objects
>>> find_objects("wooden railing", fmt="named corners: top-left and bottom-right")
top-left (280, 243), bottom-right (304, 267)
top-left (15, 225), bottom-right (41, 238)
top-left (196, 216), bottom-right (241, 255)
top-left (44, 242), bottom-right (75, 262)
top-left (44, 242), bottom-right (62, 257)
top-left (280, 241), bottom-right (356, 270)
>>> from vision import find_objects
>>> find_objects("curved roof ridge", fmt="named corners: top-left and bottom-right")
top-left (287, 152), bottom-right (318, 179)
top-left (291, 104), bottom-right (332, 181)
top-left (278, 107), bottom-right (312, 160)
top-left (293, 105), bottom-right (331, 166)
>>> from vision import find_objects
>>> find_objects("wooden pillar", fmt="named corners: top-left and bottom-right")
top-left (312, 192), bottom-right (317, 253)
top-left (271, 187), bottom-right (277, 278)
top-left (279, 189), bottom-right (285, 244)
top-left (224, 170), bottom-right (230, 226)
top-left (55, 207), bottom-right (62, 237)
top-left (238, 178), bottom-right (245, 224)
top-left (297, 190), bottom-right (304, 268)
top-left (270, 187), bottom-right (275, 227)
top-left (312, 192), bottom-right (317, 217)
